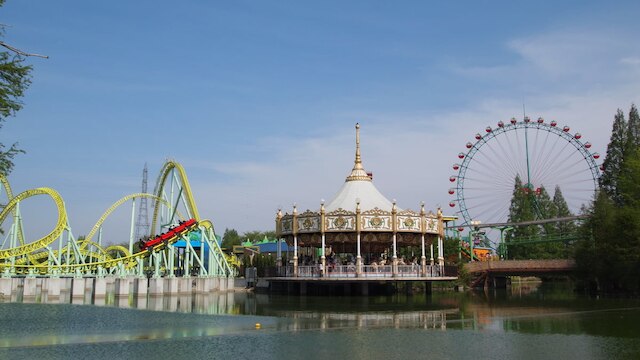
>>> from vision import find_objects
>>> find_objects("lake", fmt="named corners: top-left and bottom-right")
top-left (1, 281), bottom-right (639, 359)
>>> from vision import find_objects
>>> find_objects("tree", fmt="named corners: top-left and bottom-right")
top-left (221, 228), bottom-right (241, 249)
top-left (242, 230), bottom-right (277, 242)
top-left (599, 109), bottom-right (627, 204)
top-left (506, 175), bottom-right (540, 259)
top-left (0, 3), bottom-right (33, 176)
top-left (575, 105), bottom-right (640, 293)
top-left (552, 186), bottom-right (575, 233)
top-left (627, 104), bottom-right (640, 151)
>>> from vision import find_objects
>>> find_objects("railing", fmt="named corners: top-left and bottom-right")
top-left (326, 265), bottom-right (357, 278)
top-left (362, 265), bottom-right (393, 277)
top-left (397, 264), bottom-right (421, 277)
top-left (272, 264), bottom-right (456, 278)
top-left (298, 265), bottom-right (322, 278)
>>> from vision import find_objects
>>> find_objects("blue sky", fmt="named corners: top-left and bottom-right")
top-left (2, 1), bottom-right (639, 243)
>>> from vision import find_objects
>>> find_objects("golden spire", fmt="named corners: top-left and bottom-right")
top-left (346, 123), bottom-right (372, 182)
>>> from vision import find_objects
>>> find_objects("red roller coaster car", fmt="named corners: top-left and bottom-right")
top-left (138, 219), bottom-right (198, 251)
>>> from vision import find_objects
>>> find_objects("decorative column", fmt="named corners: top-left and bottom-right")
top-left (275, 209), bottom-right (283, 268)
top-left (356, 199), bottom-right (362, 277)
top-left (420, 202), bottom-right (427, 277)
top-left (293, 205), bottom-right (298, 277)
top-left (430, 244), bottom-right (434, 266)
top-left (320, 200), bottom-right (326, 277)
top-left (392, 200), bottom-right (398, 277)
top-left (437, 208), bottom-right (445, 268)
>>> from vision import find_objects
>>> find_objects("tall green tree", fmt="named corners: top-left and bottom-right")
top-left (627, 104), bottom-right (640, 151)
top-left (599, 109), bottom-right (627, 204)
top-left (506, 175), bottom-right (540, 259)
top-left (576, 105), bottom-right (640, 293)
top-left (552, 186), bottom-right (575, 236)
top-left (221, 228), bottom-right (241, 249)
top-left (0, 2), bottom-right (32, 176)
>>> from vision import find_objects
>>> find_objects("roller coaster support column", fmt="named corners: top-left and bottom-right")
top-left (208, 227), bottom-right (233, 277)
top-left (185, 236), bottom-right (207, 277)
top-left (167, 245), bottom-right (175, 278)
top-left (184, 243), bottom-right (191, 278)
top-left (199, 235), bottom-right (206, 276)
top-left (128, 199), bottom-right (136, 254)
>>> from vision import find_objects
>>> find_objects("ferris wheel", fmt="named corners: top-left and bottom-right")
top-left (449, 116), bottom-right (601, 235)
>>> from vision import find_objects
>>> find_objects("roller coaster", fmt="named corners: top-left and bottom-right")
top-left (0, 160), bottom-right (234, 279)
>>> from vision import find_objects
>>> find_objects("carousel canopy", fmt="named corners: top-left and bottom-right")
top-left (325, 123), bottom-right (395, 212)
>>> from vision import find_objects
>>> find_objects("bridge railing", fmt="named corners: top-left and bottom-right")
top-left (465, 259), bottom-right (576, 274)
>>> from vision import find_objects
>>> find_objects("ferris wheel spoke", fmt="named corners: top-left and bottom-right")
top-left (468, 164), bottom-right (515, 184)
top-left (481, 134), bottom-right (524, 180)
top-left (463, 164), bottom-right (516, 184)
top-left (530, 130), bottom-right (559, 182)
top-left (497, 127), bottom-right (528, 181)
top-left (537, 156), bottom-right (586, 186)
top-left (513, 126), bottom-right (530, 181)
top-left (462, 175), bottom-right (515, 190)
top-left (533, 139), bottom-right (575, 185)
top-left (531, 128), bottom-right (552, 178)
top-left (539, 158), bottom-right (592, 186)
top-left (531, 132), bottom-right (568, 182)
top-left (463, 189), bottom-right (513, 200)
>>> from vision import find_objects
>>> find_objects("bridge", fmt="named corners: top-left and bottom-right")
top-left (464, 259), bottom-right (576, 288)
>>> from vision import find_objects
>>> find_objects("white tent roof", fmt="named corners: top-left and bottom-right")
top-left (325, 179), bottom-right (394, 212)
top-left (324, 123), bottom-right (395, 212)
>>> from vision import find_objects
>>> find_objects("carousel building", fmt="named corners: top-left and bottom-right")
top-left (275, 124), bottom-right (448, 279)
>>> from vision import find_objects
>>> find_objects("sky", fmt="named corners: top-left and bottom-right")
top-left (1, 1), bottom-right (639, 244)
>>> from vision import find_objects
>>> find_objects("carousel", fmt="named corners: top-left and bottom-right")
top-left (275, 124), bottom-right (447, 279)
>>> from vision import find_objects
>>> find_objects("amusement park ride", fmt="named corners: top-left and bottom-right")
top-left (447, 116), bottom-right (602, 259)
top-left (0, 160), bottom-right (234, 279)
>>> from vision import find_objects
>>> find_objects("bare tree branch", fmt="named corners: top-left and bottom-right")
top-left (0, 41), bottom-right (48, 59)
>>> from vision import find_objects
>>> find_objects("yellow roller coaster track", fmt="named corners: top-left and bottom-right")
top-left (12, 193), bottom-right (174, 266)
top-left (0, 160), bottom-right (231, 276)
top-left (0, 187), bottom-right (67, 260)
top-left (151, 161), bottom-right (200, 236)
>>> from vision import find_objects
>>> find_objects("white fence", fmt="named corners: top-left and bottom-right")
top-left (277, 264), bottom-right (444, 278)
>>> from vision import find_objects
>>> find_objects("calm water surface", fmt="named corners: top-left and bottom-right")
top-left (1, 282), bottom-right (639, 359)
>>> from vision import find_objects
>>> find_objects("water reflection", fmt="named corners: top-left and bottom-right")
top-left (3, 280), bottom-right (640, 340)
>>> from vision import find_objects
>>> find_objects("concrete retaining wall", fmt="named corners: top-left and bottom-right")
top-left (0, 276), bottom-right (237, 305)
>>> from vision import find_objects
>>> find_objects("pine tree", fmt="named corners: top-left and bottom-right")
top-left (552, 185), bottom-right (574, 234)
top-left (506, 175), bottom-right (540, 259)
top-left (549, 186), bottom-right (575, 258)
top-left (576, 105), bottom-right (640, 293)
top-left (627, 104), bottom-right (640, 150)
top-left (599, 109), bottom-right (627, 204)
